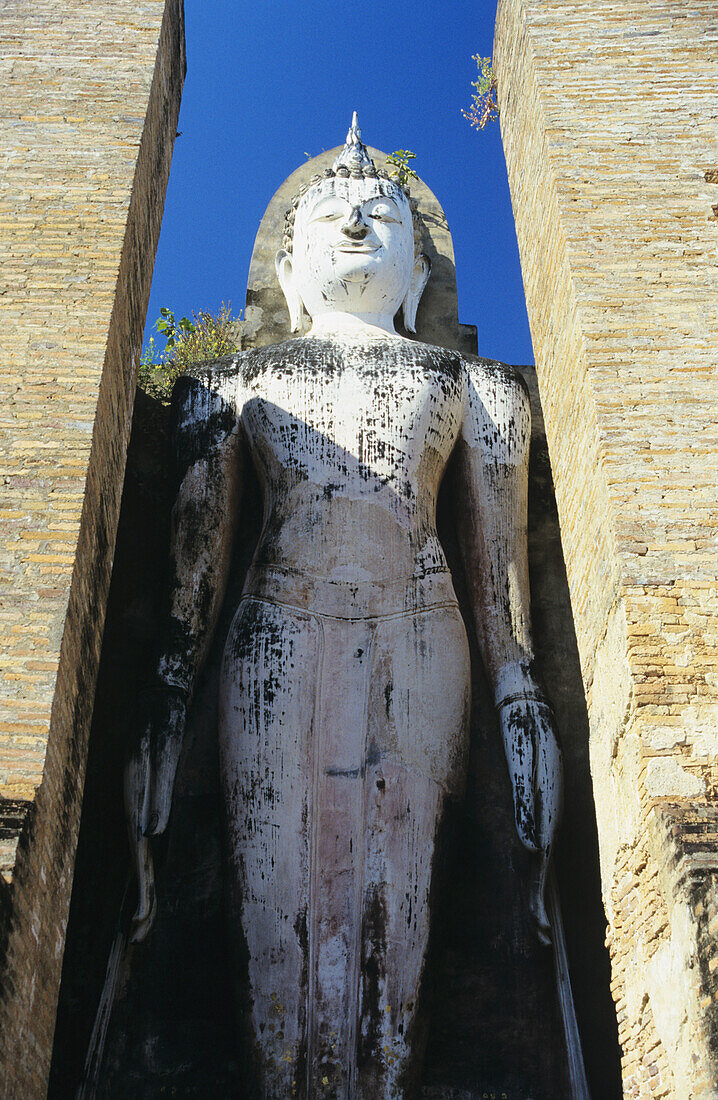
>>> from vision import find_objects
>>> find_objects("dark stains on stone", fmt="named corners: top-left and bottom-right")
top-left (50, 348), bottom-right (622, 1097)
top-left (172, 374), bottom-right (237, 482)
top-left (467, 353), bottom-right (531, 401)
top-left (159, 615), bottom-right (194, 694)
top-left (358, 883), bottom-right (388, 1079)
top-left (503, 703), bottom-right (544, 846)
top-left (238, 335), bottom-right (464, 390)
top-left (384, 681), bottom-right (393, 718)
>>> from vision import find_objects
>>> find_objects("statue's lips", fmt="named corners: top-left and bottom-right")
top-left (333, 243), bottom-right (380, 254)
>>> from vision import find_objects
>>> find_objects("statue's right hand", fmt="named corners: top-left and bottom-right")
top-left (143, 685), bottom-right (188, 837)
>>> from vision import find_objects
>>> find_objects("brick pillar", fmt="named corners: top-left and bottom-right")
top-left (0, 3), bottom-right (185, 1093)
top-left (494, 2), bottom-right (718, 1094)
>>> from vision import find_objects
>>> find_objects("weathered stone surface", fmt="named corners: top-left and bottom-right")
top-left (0, 3), bottom-right (185, 1093)
top-left (129, 120), bottom-right (565, 1089)
top-left (55, 360), bottom-right (621, 1098)
top-left (495, 1), bottom-right (718, 1093)
top-left (47, 111), bottom-right (625, 1099)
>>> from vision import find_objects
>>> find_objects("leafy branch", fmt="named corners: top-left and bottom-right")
top-left (462, 55), bottom-right (498, 131)
top-left (155, 306), bottom-right (194, 350)
top-left (139, 303), bottom-right (240, 402)
top-left (385, 149), bottom-right (419, 189)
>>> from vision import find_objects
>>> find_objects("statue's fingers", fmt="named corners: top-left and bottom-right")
top-left (124, 734), bottom-right (151, 838)
top-left (501, 717), bottom-right (539, 851)
top-left (533, 715), bottom-right (563, 850)
top-left (530, 850), bottom-right (552, 946)
top-left (130, 836), bottom-right (157, 944)
top-left (145, 728), bottom-right (183, 835)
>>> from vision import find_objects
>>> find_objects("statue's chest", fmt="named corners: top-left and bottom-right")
top-left (240, 356), bottom-right (464, 482)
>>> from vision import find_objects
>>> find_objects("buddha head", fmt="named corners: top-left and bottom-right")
top-left (275, 114), bottom-right (430, 334)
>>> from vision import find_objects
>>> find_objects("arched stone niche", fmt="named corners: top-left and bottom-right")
top-left (241, 146), bottom-right (462, 351)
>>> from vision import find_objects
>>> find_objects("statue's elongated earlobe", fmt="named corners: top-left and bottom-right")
top-left (402, 254), bottom-right (431, 333)
top-left (275, 250), bottom-right (303, 332)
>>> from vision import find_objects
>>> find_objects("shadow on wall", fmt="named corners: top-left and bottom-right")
top-left (49, 370), bottom-right (622, 1098)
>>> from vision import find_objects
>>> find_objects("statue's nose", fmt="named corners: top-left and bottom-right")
top-left (340, 206), bottom-right (370, 240)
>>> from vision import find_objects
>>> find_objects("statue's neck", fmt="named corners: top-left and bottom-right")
top-left (307, 312), bottom-right (399, 339)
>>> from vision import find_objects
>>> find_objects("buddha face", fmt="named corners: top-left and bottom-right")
top-left (276, 177), bottom-right (429, 333)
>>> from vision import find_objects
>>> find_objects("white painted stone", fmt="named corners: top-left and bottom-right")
top-left (585, 600), bottom-right (637, 919)
top-left (644, 898), bottom-right (708, 1100)
top-left (643, 726), bottom-right (688, 752)
top-left (644, 757), bottom-right (705, 799)
top-left (691, 728), bottom-right (718, 758)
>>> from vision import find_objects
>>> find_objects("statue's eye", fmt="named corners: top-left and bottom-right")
top-left (369, 205), bottom-right (399, 223)
top-left (311, 205), bottom-right (346, 222)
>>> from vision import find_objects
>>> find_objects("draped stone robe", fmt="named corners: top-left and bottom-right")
top-left (155, 332), bottom-right (534, 1097)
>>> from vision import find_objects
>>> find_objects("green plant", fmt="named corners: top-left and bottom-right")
top-left (138, 332), bottom-right (173, 402)
top-left (462, 55), bottom-right (498, 131)
top-left (155, 306), bottom-right (194, 350)
top-left (385, 149), bottom-right (418, 189)
top-left (138, 303), bottom-right (240, 402)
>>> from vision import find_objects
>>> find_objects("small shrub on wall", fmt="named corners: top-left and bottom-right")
top-left (139, 303), bottom-right (240, 401)
top-left (462, 55), bottom-right (498, 131)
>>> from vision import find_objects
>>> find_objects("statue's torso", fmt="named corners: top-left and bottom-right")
top-left (218, 342), bottom-right (472, 1095)
top-left (236, 335), bottom-right (465, 597)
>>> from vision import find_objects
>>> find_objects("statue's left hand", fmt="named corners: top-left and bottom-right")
top-left (124, 685), bottom-right (187, 943)
top-left (498, 696), bottom-right (563, 945)
top-left (124, 731), bottom-right (155, 943)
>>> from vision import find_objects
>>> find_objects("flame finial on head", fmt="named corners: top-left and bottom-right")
top-left (332, 111), bottom-right (375, 176)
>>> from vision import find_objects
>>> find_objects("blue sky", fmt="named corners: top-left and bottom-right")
top-left (145, 0), bottom-right (534, 366)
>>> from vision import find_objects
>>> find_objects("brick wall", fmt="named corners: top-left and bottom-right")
top-left (494, 1), bottom-right (718, 1093)
top-left (0, 2), bottom-right (185, 1093)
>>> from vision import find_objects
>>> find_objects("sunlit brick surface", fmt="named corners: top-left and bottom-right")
top-left (0, 3), bottom-right (184, 1092)
top-left (495, 1), bottom-right (718, 1093)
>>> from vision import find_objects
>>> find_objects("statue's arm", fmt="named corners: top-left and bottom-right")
top-left (146, 367), bottom-right (245, 835)
top-left (126, 366), bottom-right (243, 940)
top-left (453, 359), bottom-right (562, 941)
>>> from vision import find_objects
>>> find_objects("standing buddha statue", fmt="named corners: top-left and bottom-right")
top-left (127, 114), bottom-right (563, 1098)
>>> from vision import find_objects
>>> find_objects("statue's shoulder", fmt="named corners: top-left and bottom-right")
top-left (460, 355), bottom-right (531, 461)
top-left (388, 336), bottom-right (465, 379)
top-left (399, 341), bottom-right (527, 402)
top-left (461, 353), bottom-right (530, 402)
top-left (176, 351), bottom-right (248, 387)
top-left (170, 354), bottom-right (247, 466)
top-left (171, 350), bottom-right (258, 411)
top-left (235, 338), bottom-right (306, 383)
